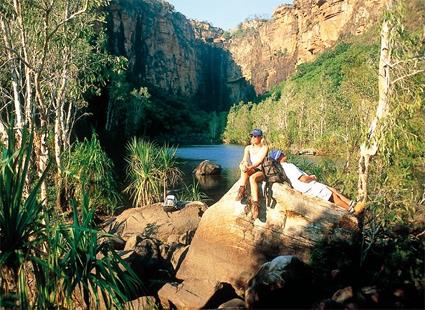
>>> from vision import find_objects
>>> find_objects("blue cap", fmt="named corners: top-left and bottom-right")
top-left (269, 149), bottom-right (285, 160)
top-left (250, 129), bottom-right (263, 137)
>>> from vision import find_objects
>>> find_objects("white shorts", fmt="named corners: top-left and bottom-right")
top-left (304, 182), bottom-right (332, 201)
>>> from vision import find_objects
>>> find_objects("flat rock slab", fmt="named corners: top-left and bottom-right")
top-left (158, 279), bottom-right (234, 309)
top-left (176, 182), bottom-right (358, 291)
top-left (106, 201), bottom-right (207, 244)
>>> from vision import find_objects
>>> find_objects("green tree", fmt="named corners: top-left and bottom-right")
top-left (0, 0), bottom-right (113, 206)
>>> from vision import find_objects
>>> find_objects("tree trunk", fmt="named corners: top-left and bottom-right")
top-left (0, 16), bottom-right (24, 137)
top-left (39, 114), bottom-right (49, 205)
top-left (357, 4), bottom-right (392, 202)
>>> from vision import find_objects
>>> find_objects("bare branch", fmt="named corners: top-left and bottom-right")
top-left (2, 46), bottom-right (34, 70)
top-left (389, 56), bottom-right (425, 68)
top-left (47, 0), bottom-right (89, 41)
top-left (391, 70), bottom-right (425, 85)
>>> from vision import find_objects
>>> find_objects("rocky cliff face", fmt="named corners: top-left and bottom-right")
top-left (107, 0), bottom-right (388, 107)
top-left (225, 0), bottom-right (389, 94)
top-left (107, 0), bottom-right (254, 111)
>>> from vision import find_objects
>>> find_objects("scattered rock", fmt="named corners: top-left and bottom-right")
top-left (218, 298), bottom-right (245, 309)
top-left (125, 296), bottom-right (157, 309)
top-left (170, 244), bottom-right (190, 272)
top-left (332, 286), bottom-right (353, 304)
top-left (98, 234), bottom-right (125, 251)
top-left (193, 160), bottom-right (222, 175)
top-left (245, 256), bottom-right (313, 309)
top-left (158, 279), bottom-right (237, 309)
top-left (120, 237), bottom-right (173, 292)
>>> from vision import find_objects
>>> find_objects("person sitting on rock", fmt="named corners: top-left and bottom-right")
top-left (236, 129), bottom-right (268, 220)
top-left (269, 149), bottom-right (365, 215)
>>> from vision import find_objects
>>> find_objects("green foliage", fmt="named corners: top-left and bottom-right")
top-left (180, 181), bottom-right (209, 202)
top-left (0, 129), bottom-right (47, 308)
top-left (223, 102), bottom-right (253, 144)
top-left (33, 196), bottom-right (141, 308)
top-left (224, 42), bottom-right (379, 152)
top-left (310, 235), bottom-right (424, 305)
top-left (64, 133), bottom-right (121, 214)
top-left (125, 138), bottom-right (182, 207)
top-left (0, 129), bottom-right (140, 308)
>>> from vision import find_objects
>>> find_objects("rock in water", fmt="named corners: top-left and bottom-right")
top-left (193, 160), bottom-right (222, 175)
top-left (176, 182), bottom-right (358, 293)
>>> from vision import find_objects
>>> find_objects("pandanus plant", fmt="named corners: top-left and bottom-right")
top-left (0, 128), bottom-right (141, 308)
top-left (0, 128), bottom-right (48, 308)
top-left (125, 138), bottom-right (182, 207)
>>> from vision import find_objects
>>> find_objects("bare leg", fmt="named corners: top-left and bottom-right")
top-left (239, 168), bottom-right (249, 187)
top-left (249, 171), bottom-right (265, 202)
top-left (330, 193), bottom-right (349, 210)
top-left (328, 186), bottom-right (351, 205)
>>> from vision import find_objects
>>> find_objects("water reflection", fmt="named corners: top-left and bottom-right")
top-left (194, 174), bottom-right (221, 189)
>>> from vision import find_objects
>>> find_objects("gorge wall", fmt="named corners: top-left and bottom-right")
top-left (104, 0), bottom-right (389, 136)
top-left (225, 0), bottom-right (390, 94)
top-left (107, 0), bottom-right (254, 113)
top-left (107, 0), bottom-right (389, 104)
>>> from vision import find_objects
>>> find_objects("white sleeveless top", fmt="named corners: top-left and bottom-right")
top-left (248, 145), bottom-right (264, 164)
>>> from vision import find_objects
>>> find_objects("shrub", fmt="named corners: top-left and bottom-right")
top-left (64, 133), bottom-right (121, 214)
top-left (125, 138), bottom-right (182, 207)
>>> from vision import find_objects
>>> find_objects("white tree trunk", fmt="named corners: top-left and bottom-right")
top-left (0, 17), bottom-right (24, 133)
top-left (357, 5), bottom-right (392, 202)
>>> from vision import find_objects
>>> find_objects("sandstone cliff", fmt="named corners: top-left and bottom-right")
top-left (225, 0), bottom-right (389, 94)
top-left (106, 0), bottom-right (388, 110)
top-left (107, 0), bottom-right (254, 112)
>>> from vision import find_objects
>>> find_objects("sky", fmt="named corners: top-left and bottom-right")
top-left (167, 0), bottom-right (293, 31)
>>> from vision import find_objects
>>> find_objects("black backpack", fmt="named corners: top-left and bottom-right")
top-left (261, 157), bottom-right (292, 187)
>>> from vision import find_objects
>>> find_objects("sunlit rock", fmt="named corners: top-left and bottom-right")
top-left (176, 182), bottom-right (358, 294)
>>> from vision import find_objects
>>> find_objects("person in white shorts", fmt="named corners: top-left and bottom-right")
top-left (269, 149), bottom-right (365, 214)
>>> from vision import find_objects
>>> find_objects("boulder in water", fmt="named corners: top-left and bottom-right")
top-left (193, 160), bottom-right (222, 175)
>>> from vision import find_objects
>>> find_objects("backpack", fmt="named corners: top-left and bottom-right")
top-left (261, 157), bottom-right (292, 187)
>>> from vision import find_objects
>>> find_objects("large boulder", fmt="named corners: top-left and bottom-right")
top-left (176, 182), bottom-right (358, 293)
top-left (193, 160), bottom-right (222, 175)
top-left (104, 201), bottom-right (207, 244)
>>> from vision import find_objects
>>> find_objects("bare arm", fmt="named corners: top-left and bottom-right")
top-left (239, 146), bottom-right (251, 171)
top-left (299, 174), bottom-right (317, 183)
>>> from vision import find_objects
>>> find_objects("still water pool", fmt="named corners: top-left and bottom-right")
top-left (175, 144), bottom-right (339, 205)
top-left (175, 144), bottom-right (244, 204)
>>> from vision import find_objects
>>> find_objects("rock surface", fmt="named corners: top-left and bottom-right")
top-left (105, 201), bottom-right (207, 244)
top-left (225, 0), bottom-right (390, 93)
top-left (193, 160), bottom-right (222, 175)
top-left (107, 0), bottom-right (254, 111)
top-left (176, 182), bottom-right (358, 293)
top-left (107, 0), bottom-right (389, 104)
top-left (245, 256), bottom-right (313, 309)
top-left (158, 279), bottom-right (237, 309)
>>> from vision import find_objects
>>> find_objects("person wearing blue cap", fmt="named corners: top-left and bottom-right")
top-left (236, 128), bottom-right (268, 220)
top-left (271, 150), bottom-right (365, 215)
